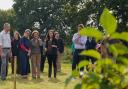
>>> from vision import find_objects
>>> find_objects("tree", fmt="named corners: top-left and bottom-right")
top-left (0, 9), bottom-right (16, 35)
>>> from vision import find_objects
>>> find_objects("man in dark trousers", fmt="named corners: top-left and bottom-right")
top-left (72, 24), bottom-right (87, 78)
top-left (86, 37), bottom-right (97, 64)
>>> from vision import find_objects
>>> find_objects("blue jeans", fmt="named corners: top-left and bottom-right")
top-left (1, 49), bottom-right (10, 80)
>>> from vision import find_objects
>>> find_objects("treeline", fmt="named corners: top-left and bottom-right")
top-left (0, 0), bottom-right (128, 43)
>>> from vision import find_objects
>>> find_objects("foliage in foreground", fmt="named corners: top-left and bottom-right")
top-left (65, 8), bottom-right (128, 89)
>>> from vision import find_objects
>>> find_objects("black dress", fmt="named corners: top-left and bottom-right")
top-left (11, 39), bottom-right (21, 74)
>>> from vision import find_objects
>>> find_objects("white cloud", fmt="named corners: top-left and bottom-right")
top-left (0, 0), bottom-right (14, 10)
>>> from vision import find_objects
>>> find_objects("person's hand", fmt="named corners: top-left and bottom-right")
top-left (77, 34), bottom-right (81, 38)
top-left (10, 52), bottom-right (12, 58)
top-left (45, 48), bottom-right (47, 52)
top-left (96, 43), bottom-right (101, 50)
top-left (27, 50), bottom-right (31, 56)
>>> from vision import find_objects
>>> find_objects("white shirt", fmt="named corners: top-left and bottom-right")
top-left (0, 30), bottom-right (11, 48)
top-left (72, 33), bottom-right (87, 49)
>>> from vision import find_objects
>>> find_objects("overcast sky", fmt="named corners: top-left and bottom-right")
top-left (0, 0), bottom-right (14, 10)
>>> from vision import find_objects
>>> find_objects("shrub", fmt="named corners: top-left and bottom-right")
top-left (65, 8), bottom-right (128, 89)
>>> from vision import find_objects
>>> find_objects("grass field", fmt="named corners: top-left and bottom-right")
top-left (0, 61), bottom-right (80, 89)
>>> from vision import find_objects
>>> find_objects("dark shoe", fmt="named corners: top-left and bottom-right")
top-left (37, 76), bottom-right (40, 79)
top-left (1, 78), bottom-right (6, 81)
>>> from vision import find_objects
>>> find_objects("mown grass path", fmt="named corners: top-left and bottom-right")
top-left (0, 62), bottom-right (79, 89)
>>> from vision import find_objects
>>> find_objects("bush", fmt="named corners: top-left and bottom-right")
top-left (65, 8), bottom-right (128, 89)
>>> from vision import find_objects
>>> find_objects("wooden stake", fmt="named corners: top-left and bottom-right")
top-left (14, 56), bottom-right (17, 89)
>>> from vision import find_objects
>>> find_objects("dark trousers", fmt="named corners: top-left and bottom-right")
top-left (47, 55), bottom-right (57, 78)
top-left (72, 49), bottom-right (85, 71)
top-left (40, 55), bottom-right (46, 72)
top-left (19, 51), bottom-right (30, 76)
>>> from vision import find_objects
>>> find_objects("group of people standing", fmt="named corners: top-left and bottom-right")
top-left (0, 23), bottom-right (64, 80)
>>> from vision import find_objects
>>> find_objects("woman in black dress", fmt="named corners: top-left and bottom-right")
top-left (11, 31), bottom-right (21, 74)
top-left (46, 30), bottom-right (58, 79)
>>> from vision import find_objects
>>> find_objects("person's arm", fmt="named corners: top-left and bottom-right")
top-left (45, 40), bottom-right (48, 51)
top-left (80, 36), bottom-right (87, 45)
top-left (52, 39), bottom-right (57, 48)
top-left (0, 34), bottom-right (3, 56)
top-left (39, 39), bottom-right (43, 46)
top-left (72, 34), bottom-right (80, 43)
top-left (19, 39), bottom-right (29, 52)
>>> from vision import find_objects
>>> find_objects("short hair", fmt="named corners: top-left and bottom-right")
top-left (78, 24), bottom-right (84, 28)
top-left (4, 23), bottom-right (10, 28)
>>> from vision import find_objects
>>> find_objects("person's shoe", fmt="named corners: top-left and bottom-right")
top-left (1, 78), bottom-right (6, 81)
top-left (22, 75), bottom-right (28, 79)
top-left (37, 76), bottom-right (40, 79)
top-left (48, 77), bottom-right (52, 81)
top-left (79, 71), bottom-right (84, 78)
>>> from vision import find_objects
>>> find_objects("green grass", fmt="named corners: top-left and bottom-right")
top-left (0, 62), bottom-right (79, 89)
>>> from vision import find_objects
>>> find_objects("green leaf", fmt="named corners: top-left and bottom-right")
top-left (74, 84), bottom-right (81, 89)
top-left (121, 75), bottom-right (128, 88)
top-left (111, 32), bottom-right (128, 42)
top-left (108, 44), bottom-right (118, 57)
top-left (81, 50), bottom-right (101, 60)
top-left (87, 72), bottom-right (101, 83)
top-left (100, 8), bottom-right (117, 34)
top-left (117, 56), bottom-right (128, 65)
top-left (80, 27), bottom-right (103, 40)
top-left (72, 70), bottom-right (79, 77)
top-left (78, 60), bottom-right (89, 69)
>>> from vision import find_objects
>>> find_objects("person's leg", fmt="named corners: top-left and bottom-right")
top-left (56, 51), bottom-right (61, 72)
top-left (20, 52), bottom-right (28, 77)
top-left (79, 55), bottom-right (85, 72)
top-left (72, 50), bottom-right (79, 71)
top-left (47, 55), bottom-right (52, 78)
top-left (53, 55), bottom-right (57, 78)
top-left (11, 57), bottom-right (14, 74)
top-left (17, 55), bottom-right (21, 74)
top-left (78, 50), bottom-right (85, 78)
top-left (40, 55), bottom-right (46, 72)
top-left (31, 54), bottom-right (36, 78)
top-left (1, 49), bottom-right (8, 80)
top-left (36, 54), bottom-right (41, 78)
top-left (6, 50), bottom-right (10, 77)
top-left (0, 58), bottom-right (1, 74)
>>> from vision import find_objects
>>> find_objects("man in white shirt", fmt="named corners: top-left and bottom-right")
top-left (0, 23), bottom-right (12, 80)
top-left (72, 24), bottom-right (87, 78)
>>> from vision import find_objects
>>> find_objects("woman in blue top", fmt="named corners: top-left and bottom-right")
top-left (19, 29), bottom-right (31, 79)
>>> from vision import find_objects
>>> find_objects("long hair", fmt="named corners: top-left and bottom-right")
top-left (46, 30), bottom-right (55, 41)
top-left (13, 31), bottom-right (21, 40)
